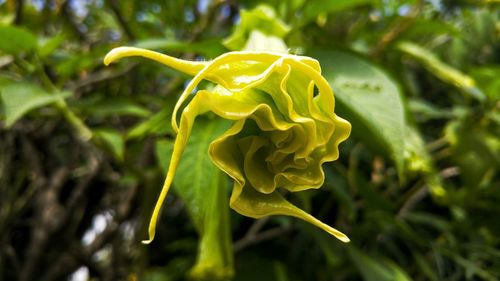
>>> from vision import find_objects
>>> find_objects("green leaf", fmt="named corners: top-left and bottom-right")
top-left (310, 49), bottom-right (406, 176)
top-left (156, 117), bottom-right (233, 280)
top-left (405, 18), bottom-right (461, 38)
top-left (0, 25), bottom-right (37, 55)
top-left (38, 35), bottom-right (65, 58)
top-left (348, 246), bottom-right (412, 281)
top-left (94, 129), bottom-right (125, 161)
top-left (75, 97), bottom-right (151, 118)
top-left (403, 125), bottom-right (446, 200)
top-left (55, 48), bottom-right (107, 78)
top-left (303, 0), bottom-right (373, 22)
top-left (243, 30), bottom-right (288, 53)
top-left (0, 82), bottom-right (70, 127)
top-left (396, 41), bottom-right (485, 101)
top-left (413, 253), bottom-right (440, 281)
top-left (408, 98), bottom-right (453, 121)
top-left (470, 65), bottom-right (500, 99)
top-left (224, 5), bottom-right (290, 51)
top-left (127, 107), bottom-right (172, 140)
top-left (445, 113), bottom-right (500, 189)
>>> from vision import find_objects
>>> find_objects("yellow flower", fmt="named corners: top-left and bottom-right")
top-left (104, 47), bottom-right (351, 244)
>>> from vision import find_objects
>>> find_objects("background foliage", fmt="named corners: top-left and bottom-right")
top-left (0, 0), bottom-right (499, 280)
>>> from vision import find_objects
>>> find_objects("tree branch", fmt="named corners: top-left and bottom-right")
top-left (233, 218), bottom-right (292, 253)
top-left (371, 0), bottom-right (424, 57)
top-left (107, 0), bottom-right (136, 41)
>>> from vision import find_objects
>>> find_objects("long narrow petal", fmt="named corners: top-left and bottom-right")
top-left (142, 92), bottom-right (209, 244)
top-left (104, 46), bottom-right (206, 76)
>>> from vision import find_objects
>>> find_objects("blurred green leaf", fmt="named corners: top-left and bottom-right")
top-left (94, 128), bottom-right (125, 161)
top-left (55, 48), bottom-right (107, 77)
top-left (233, 253), bottom-right (297, 281)
top-left (156, 117), bottom-right (233, 280)
top-left (403, 125), bottom-right (446, 199)
top-left (408, 99), bottom-right (454, 121)
top-left (0, 25), bottom-right (37, 55)
top-left (303, 0), bottom-right (373, 22)
top-left (143, 258), bottom-right (192, 281)
top-left (243, 30), bottom-right (288, 52)
top-left (413, 253), bottom-right (440, 281)
top-left (443, 249), bottom-right (498, 281)
top-left (134, 38), bottom-right (225, 58)
top-left (348, 246), bottom-right (412, 281)
top-left (470, 66), bottom-right (500, 99)
top-left (445, 115), bottom-right (500, 188)
top-left (273, 261), bottom-right (289, 281)
top-left (405, 18), bottom-right (461, 38)
top-left (127, 107), bottom-right (172, 140)
top-left (325, 167), bottom-right (356, 220)
top-left (224, 5), bottom-right (290, 51)
top-left (75, 97), bottom-right (151, 118)
top-left (0, 82), bottom-right (70, 127)
top-left (37, 35), bottom-right (65, 58)
top-left (311, 49), bottom-right (406, 176)
top-left (396, 41), bottom-right (485, 101)
top-left (405, 212), bottom-right (450, 233)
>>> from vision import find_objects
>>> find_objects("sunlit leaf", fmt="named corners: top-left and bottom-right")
top-left (0, 82), bottom-right (70, 127)
top-left (223, 5), bottom-right (290, 51)
top-left (156, 117), bottom-right (234, 280)
top-left (243, 30), bottom-right (288, 53)
top-left (311, 49), bottom-right (406, 176)
top-left (0, 25), bottom-right (37, 55)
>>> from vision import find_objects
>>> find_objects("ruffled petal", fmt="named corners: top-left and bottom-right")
top-left (104, 47), bottom-right (352, 244)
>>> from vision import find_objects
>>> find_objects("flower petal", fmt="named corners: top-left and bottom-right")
top-left (229, 182), bottom-right (350, 243)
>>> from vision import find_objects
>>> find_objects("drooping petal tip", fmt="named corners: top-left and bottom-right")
top-left (103, 46), bottom-right (130, 65)
top-left (141, 229), bottom-right (155, 244)
top-left (141, 239), bottom-right (153, 245)
top-left (338, 234), bottom-right (351, 243)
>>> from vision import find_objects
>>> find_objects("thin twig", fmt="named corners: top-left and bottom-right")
top-left (426, 137), bottom-right (449, 152)
top-left (371, 0), bottom-right (424, 57)
top-left (43, 180), bottom-right (137, 281)
top-left (189, 0), bottom-right (224, 42)
top-left (440, 167), bottom-right (460, 178)
top-left (69, 64), bottom-right (136, 93)
top-left (233, 218), bottom-right (292, 253)
top-left (233, 225), bottom-right (292, 253)
top-left (20, 167), bottom-right (69, 281)
top-left (108, 0), bottom-right (136, 41)
top-left (14, 0), bottom-right (24, 25)
top-left (247, 217), bottom-right (270, 237)
top-left (397, 182), bottom-right (428, 218)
